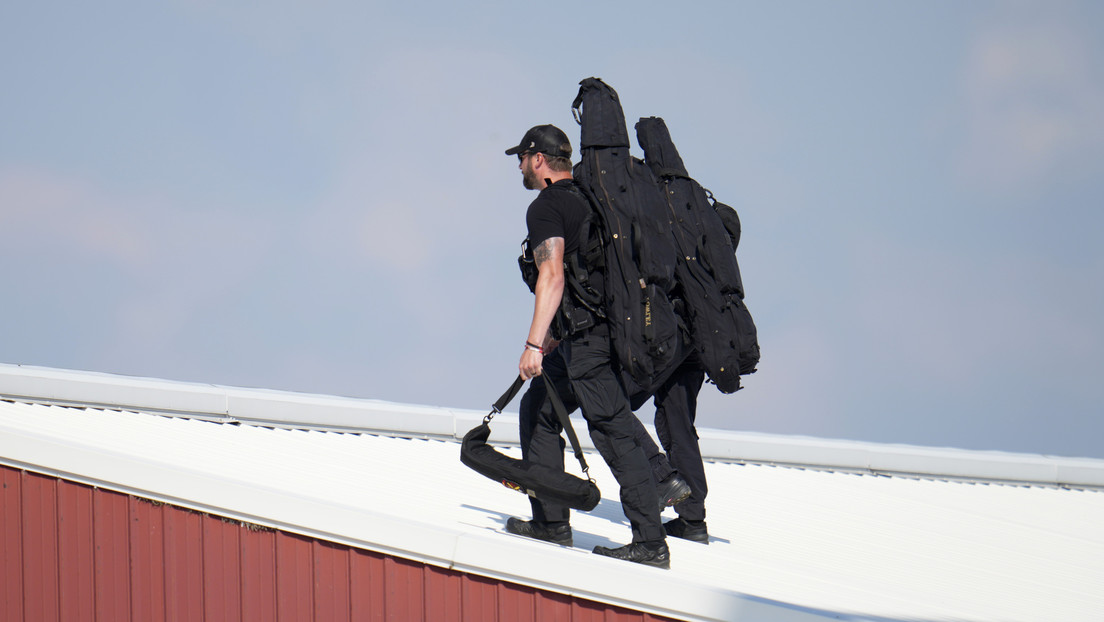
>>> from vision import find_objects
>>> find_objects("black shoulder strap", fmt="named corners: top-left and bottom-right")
top-left (543, 374), bottom-right (590, 475)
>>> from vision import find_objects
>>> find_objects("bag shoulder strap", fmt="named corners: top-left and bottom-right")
top-left (543, 374), bottom-right (589, 476)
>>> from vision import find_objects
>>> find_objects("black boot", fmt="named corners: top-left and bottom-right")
top-left (664, 517), bottom-right (709, 544)
top-left (656, 474), bottom-right (692, 512)
top-left (592, 541), bottom-right (670, 569)
top-left (505, 517), bottom-right (573, 546)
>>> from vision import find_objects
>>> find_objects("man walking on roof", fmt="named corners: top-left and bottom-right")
top-left (505, 124), bottom-right (670, 568)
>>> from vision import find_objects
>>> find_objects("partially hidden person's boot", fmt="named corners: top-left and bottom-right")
top-left (505, 517), bottom-right (573, 546)
top-left (656, 474), bottom-right (692, 512)
top-left (664, 517), bottom-right (709, 544)
top-left (592, 541), bottom-right (670, 569)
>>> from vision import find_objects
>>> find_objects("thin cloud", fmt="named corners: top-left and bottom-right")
top-left (0, 166), bottom-right (282, 354)
top-left (0, 167), bottom-right (155, 267)
top-left (956, 12), bottom-right (1104, 194)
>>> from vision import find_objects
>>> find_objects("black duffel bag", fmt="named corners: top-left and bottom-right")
top-left (460, 375), bottom-right (600, 512)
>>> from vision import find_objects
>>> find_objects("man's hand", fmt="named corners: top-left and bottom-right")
top-left (519, 348), bottom-right (544, 380)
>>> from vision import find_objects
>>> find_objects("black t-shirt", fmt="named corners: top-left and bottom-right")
top-left (525, 179), bottom-right (588, 256)
top-left (523, 179), bottom-right (605, 314)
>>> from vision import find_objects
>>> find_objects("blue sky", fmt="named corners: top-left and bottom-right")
top-left (3, 1), bottom-right (1102, 459)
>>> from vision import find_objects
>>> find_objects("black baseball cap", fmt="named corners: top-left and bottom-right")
top-left (504, 124), bottom-right (572, 159)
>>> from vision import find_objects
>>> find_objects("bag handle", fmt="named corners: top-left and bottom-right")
top-left (485, 374), bottom-right (526, 423)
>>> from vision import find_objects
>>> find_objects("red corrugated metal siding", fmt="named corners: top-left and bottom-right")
top-left (21, 466), bottom-right (59, 622)
top-left (92, 482), bottom-right (130, 619)
top-left (2, 465), bottom-right (25, 622)
top-left (0, 464), bottom-right (679, 621)
top-left (57, 479), bottom-right (94, 622)
top-left (165, 501), bottom-right (204, 621)
top-left (241, 525), bottom-right (278, 620)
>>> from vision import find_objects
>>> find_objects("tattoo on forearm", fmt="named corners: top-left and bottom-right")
top-left (533, 237), bottom-right (563, 268)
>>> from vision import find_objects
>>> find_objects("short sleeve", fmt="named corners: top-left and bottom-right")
top-left (526, 195), bottom-right (566, 252)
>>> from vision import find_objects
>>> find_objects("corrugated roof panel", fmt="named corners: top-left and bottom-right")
top-left (6, 363), bottom-right (1101, 489)
top-left (2, 398), bottom-right (1104, 621)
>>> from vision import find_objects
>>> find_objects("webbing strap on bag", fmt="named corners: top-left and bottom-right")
top-left (487, 374), bottom-right (526, 421)
top-left (541, 373), bottom-right (590, 477)
top-left (484, 373), bottom-right (591, 480)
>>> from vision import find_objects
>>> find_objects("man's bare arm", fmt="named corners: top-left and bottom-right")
top-left (533, 238), bottom-right (557, 268)
top-left (519, 237), bottom-right (564, 379)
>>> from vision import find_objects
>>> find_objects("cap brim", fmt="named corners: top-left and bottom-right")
top-left (504, 145), bottom-right (524, 156)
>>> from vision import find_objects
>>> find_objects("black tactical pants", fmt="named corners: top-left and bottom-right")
top-left (519, 323), bottom-right (663, 543)
top-left (518, 351), bottom-right (571, 524)
top-left (651, 353), bottom-right (707, 521)
top-left (520, 338), bottom-right (707, 527)
top-left (519, 344), bottom-right (665, 523)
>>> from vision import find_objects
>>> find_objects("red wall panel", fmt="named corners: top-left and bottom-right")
top-left (21, 471), bottom-right (59, 622)
top-left (349, 544), bottom-right (386, 622)
top-left (92, 483), bottom-right (131, 621)
top-left (424, 564), bottom-right (463, 621)
top-left (498, 581), bottom-right (540, 622)
top-left (275, 530), bottom-right (314, 620)
top-left (311, 540), bottom-right (350, 622)
top-left (163, 505), bottom-right (204, 622)
top-left (202, 515), bottom-right (243, 621)
top-left (384, 554), bottom-right (426, 620)
top-left (2, 466), bottom-right (25, 622)
top-left (128, 495), bottom-right (166, 621)
top-left (57, 480), bottom-right (95, 622)
top-left (240, 526), bottom-right (278, 620)
top-left (0, 464), bottom-right (681, 622)
top-left (535, 589), bottom-right (574, 622)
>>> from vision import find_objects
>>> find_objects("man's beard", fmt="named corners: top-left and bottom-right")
top-left (522, 162), bottom-right (541, 190)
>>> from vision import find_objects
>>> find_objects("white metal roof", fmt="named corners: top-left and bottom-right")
top-left (2, 363), bottom-right (1103, 622)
